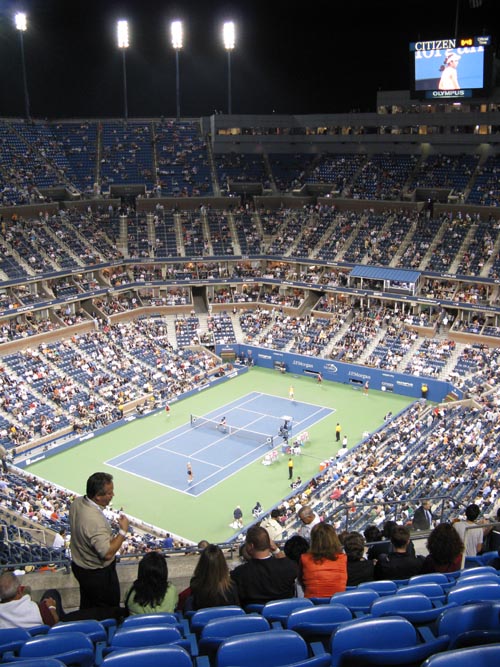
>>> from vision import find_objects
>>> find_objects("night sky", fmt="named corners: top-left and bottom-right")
top-left (0, 0), bottom-right (497, 119)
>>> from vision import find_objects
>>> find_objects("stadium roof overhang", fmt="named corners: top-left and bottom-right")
top-left (348, 266), bottom-right (421, 296)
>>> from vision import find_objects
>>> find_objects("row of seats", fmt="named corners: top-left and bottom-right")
top-left (2, 582), bottom-right (500, 667)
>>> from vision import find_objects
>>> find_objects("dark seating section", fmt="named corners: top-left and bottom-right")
top-left (154, 120), bottom-right (213, 197)
top-left (215, 153), bottom-right (269, 194)
top-left (350, 153), bottom-right (419, 201)
top-left (268, 153), bottom-right (318, 192)
top-left (466, 154), bottom-right (500, 207)
top-left (100, 122), bottom-right (155, 191)
top-left (306, 154), bottom-right (365, 195)
top-left (407, 154), bottom-right (479, 196)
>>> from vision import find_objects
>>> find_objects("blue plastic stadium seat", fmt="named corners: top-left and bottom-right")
top-left (16, 631), bottom-right (95, 667)
top-left (331, 589), bottom-right (379, 614)
top-left (261, 598), bottom-right (314, 626)
top-left (447, 582), bottom-right (500, 606)
top-left (330, 615), bottom-right (449, 667)
top-left (421, 644), bottom-right (500, 667)
top-left (215, 629), bottom-right (331, 667)
top-left (198, 615), bottom-right (271, 663)
top-left (358, 580), bottom-right (398, 596)
top-left (101, 644), bottom-right (193, 667)
top-left (432, 601), bottom-right (500, 649)
top-left (286, 603), bottom-right (353, 648)
top-left (189, 606), bottom-right (245, 637)
top-left (105, 624), bottom-right (196, 657)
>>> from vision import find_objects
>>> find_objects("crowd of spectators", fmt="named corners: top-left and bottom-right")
top-left (3, 122), bottom-right (500, 574)
top-left (268, 395), bottom-right (500, 544)
top-left (0, 316), bottom-right (220, 449)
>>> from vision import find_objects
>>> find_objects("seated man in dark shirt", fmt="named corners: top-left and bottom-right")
top-left (367, 521), bottom-right (416, 560)
top-left (374, 525), bottom-right (424, 581)
top-left (231, 525), bottom-right (298, 608)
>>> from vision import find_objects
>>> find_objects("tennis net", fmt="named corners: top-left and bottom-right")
top-left (190, 414), bottom-right (274, 447)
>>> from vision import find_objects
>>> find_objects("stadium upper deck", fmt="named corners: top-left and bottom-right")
top-left (2, 101), bottom-right (500, 207)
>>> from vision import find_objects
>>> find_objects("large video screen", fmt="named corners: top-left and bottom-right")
top-left (409, 36), bottom-right (493, 100)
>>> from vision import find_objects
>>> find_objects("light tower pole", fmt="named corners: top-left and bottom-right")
top-left (15, 12), bottom-right (31, 120)
top-left (117, 20), bottom-right (130, 121)
top-left (223, 21), bottom-right (235, 115)
top-left (171, 20), bottom-right (183, 120)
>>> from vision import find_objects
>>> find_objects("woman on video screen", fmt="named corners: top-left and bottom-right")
top-left (438, 51), bottom-right (461, 90)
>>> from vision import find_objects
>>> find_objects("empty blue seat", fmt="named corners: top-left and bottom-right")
top-left (102, 644), bottom-right (193, 667)
top-left (447, 582), bottom-right (500, 606)
top-left (262, 598), bottom-right (314, 625)
top-left (330, 615), bottom-right (449, 667)
top-left (189, 606), bottom-right (245, 637)
top-left (370, 593), bottom-right (457, 625)
top-left (459, 566), bottom-right (498, 578)
top-left (421, 644), bottom-right (500, 667)
top-left (3, 659), bottom-right (67, 667)
top-left (106, 624), bottom-right (195, 657)
top-left (479, 551), bottom-right (500, 566)
top-left (121, 613), bottom-right (186, 636)
top-left (453, 574), bottom-right (500, 588)
top-left (286, 603), bottom-right (353, 648)
top-left (215, 629), bottom-right (331, 667)
top-left (358, 580), bottom-right (398, 596)
top-left (199, 615), bottom-right (271, 663)
top-left (121, 612), bottom-right (179, 627)
top-left (331, 589), bottom-right (379, 614)
top-left (433, 601), bottom-right (500, 649)
top-left (49, 620), bottom-right (107, 665)
top-left (397, 582), bottom-right (446, 605)
top-left (0, 627), bottom-right (31, 659)
top-left (408, 573), bottom-right (450, 586)
top-left (16, 631), bottom-right (95, 667)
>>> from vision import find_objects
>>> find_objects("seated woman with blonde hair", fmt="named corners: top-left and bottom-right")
top-left (299, 522), bottom-right (347, 598)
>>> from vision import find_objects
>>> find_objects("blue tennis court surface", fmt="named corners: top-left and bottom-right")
top-left (106, 392), bottom-right (334, 496)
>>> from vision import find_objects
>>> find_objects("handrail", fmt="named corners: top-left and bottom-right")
top-left (323, 496), bottom-right (472, 534)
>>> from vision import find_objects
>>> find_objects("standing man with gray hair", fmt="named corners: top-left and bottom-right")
top-left (69, 472), bottom-right (129, 614)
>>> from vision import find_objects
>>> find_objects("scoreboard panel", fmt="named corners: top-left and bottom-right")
top-left (409, 35), bottom-right (494, 101)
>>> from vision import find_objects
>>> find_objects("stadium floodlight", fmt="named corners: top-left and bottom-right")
top-left (117, 19), bottom-right (129, 49)
top-left (222, 21), bottom-right (235, 114)
top-left (14, 12), bottom-right (30, 119)
top-left (171, 20), bottom-right (183, 120)
top-left (117, 20), bottom-right (129, 120)
top-left (15, 12), bottom-right (27, 31)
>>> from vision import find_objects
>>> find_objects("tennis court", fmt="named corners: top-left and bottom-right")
top-left (106, 392), bottom-right (334, 495)
top-left (26, 368), bottom-right (415, 543)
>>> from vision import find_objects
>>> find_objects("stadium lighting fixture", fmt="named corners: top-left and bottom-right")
top-left (117, 20), bottom-right (130, 120)
top-left (14, 12), bottom-right (30, 119)
top-left (171, 20), bottom-right (183, 120)
top-left (223, 21), bottom-right (235, 115)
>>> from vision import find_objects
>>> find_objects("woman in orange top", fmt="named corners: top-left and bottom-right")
top-left (299, 522), bottom-right (347, 598)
